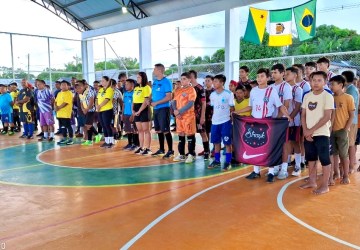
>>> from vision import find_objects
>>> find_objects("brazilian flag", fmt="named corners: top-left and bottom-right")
top-left (243, 7), bottom-right (268, 45)
top-left (294, 0), bottom-right (317, 41)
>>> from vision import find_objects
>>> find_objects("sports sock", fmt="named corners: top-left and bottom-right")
top-left (215, 152), bottom-right (220, 162)
top-left (295, 153), bottom-right (302, 169)
top-left (158, 133), bottom-right (165, 151)
top-left (254, 165), bottom-right (260, 174)
top-left (225, 153), bottom-right (232, 164)
top-left (165, 132), bottom-right (173, 151)
top-left (178, 136), bottom-right (185, 155)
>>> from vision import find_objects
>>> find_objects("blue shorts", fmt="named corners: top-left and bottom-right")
top-left (1, 113), bottom-right (13, 124)
top-left (210, 120), bottom-right (232, 145)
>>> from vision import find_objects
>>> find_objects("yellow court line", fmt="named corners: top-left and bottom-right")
top-left (0, 167), bottom-right (248, 188)
top-left (0, 163), bottom-right (45, 173)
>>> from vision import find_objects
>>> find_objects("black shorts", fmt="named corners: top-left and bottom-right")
top-left (304, 136), bottom-right (331, 166)
top-left (288, 126), bottom-right (300, 142)
top-left (123, 115), bottom-right (137, 133)
top-left (20, 112), bottom-right (34, 123)
top-left (85, 112), bottom-right (95, 125)
top-left (205, 120), bottom-right (212, 134)
top-left (154, 107), bottom-right (171, 133)
top-left (133, 103), bottom-right (150, 122)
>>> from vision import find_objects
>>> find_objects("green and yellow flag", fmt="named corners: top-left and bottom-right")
top-left (268, 9), bottom-right (293, 47)
top-left (294, 0), bottom-right (317, 41)
top-left (243, 7), bottom-right (268, 45)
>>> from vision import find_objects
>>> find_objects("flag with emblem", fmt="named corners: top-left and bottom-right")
top-left (268, 9), bottom-right (293, 46)
top-left (232, 116), bottom-right (289, 166)
top-left (243, 7), bottom-right (268, 45)
top-left (294, 0), bottom-right (317, 41)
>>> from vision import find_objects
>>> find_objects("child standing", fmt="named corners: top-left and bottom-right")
top-left (0, 84), bottom-right (14, 135)
top-left (172, 72), bottom-right (197, 163)
top-left (234, 85), bottom-right (251, 117)
top-left (207, 74), bottom-right (235, 171)
top-left (55, 80), bottom-right (74, 145)
top-left (236, 68), bottom-right (291, 183)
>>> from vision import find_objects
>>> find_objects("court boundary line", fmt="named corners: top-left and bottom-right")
top-left (277, 177), bottom-right (360, 250)
top-left (120, 172), bottom-right (248, 250)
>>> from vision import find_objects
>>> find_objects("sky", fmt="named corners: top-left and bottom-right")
top-left (1, 0), bottom-right (360, 72)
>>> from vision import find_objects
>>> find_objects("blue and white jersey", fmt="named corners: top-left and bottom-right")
top-left (210, 89), bottom-right (234, 125)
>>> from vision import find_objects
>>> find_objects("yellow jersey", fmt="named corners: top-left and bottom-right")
top-left (235, 98), bottom-right (251, 116)
top-left (97, 87), bottom-right (114, 112)
top-left (10, 90), bottom-right (19, 110)
top-left (55, 90), bottom-right (73, 118)
top-left (133, 85), bottom-right (151, 104)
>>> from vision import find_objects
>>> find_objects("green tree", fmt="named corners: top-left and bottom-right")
top-left (240, 33), bottom-right (282, 60)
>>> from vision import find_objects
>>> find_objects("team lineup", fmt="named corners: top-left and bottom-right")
top-left (0, 57), bottom-right (359, 196)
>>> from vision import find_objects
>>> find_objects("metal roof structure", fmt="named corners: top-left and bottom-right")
top-left (30, 0), bottom-right (267, 37)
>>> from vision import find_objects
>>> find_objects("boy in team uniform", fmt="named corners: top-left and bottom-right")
top-left (122, 79), bottom-right (139, 150)
top-left (293, 64), bottom-right (311, 94)
top-left (236, 68), bottom-right (291, 183)
top-left (282, 67), bottom-right (303, 177)
top-left (300, 71), bottom-right (334, 195)
top-left (35, 79), bottom-right (55, 141)
top-left (0, 84), bottom-right (15, 135)
top-left (270, 64), bottom-right (292, 179)
top-left (55, 80), bottom-right (74, 145)
top-left (317, 57), bottom-right (336, 88)
top-left (189, 70), bottom-right (210, 160)
top-left (76, 80), bottom-right (97, 146)
top-left (16, 79), bottom-right (35, 139)
top-left (238, 65), bottom-right (252, 86)
top-left (207, 74), bottom-right (235, 171)
top-left (9, 82), bottom-right (21, 132)
top-left (204, 75), bottom-right (214, 157)
top-left (329, 75), bottom-right (355, 185)
top-left (172, 72), bottom-right (197, 163)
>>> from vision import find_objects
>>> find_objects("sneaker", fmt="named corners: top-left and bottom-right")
top-left (36, 132), bottom-right (44, 137)
top-left (246, 171), bottom-right (261, 179)
top-left (106, 143), bottom-right (114, 148)
top-left (1, 130), bottom-right (7, 135)
top-left (94, 134), bottom-right (102, 143)
top-left (100, 142), bottom-right (109, 148)
top-left (19, 134), bottom-right (27, 139)
top-left (288, 160), bottom-right (295, 167)
top-left (123, 144), bottom-right (132, 150)
top-left (300, 162), bottom-right (306, 170)
top-left (185, 154), bottom-right (195, 164)
top-left (292, 168), bottom-right (301, 177)
top-left (173, 154), bottom-right (186, 162)
top-left (163, 150), bottom-right (174, 159)
top-left (151, 149), bottom-right (165, 157)
top-left (129, 145), bottom-right (138, 151)
top-left (171, 127), bottom-right (176, 132)
top-left (277, 171), bottom-right (288, 180)
top-left (81, 140), bottom-right (93, 146)
top-left (14, 128), bottom-right (20, 132)
top-left (267, 173), bottom-right (275, 183)
top-left (55, 131), bottom-right (62, 135)
top-left (48, 137), bottom-right (54, 142)
top-left (38, 137), bottom-right (47, 142)
top-left (27, 135), bottom-right (34, 140)
top-left (208, 160), bottom-right (221, 169)
top-left (75, 133), bottom-right (84, 138)
top-left (66, 139), bottom-right (74, 145)
top-left (203, 152), bottom-right (210, 161)
top-left (8, 131), bottom-right (15, 136)
top-left (222, 162), bottom-right (232, 171)
top-left (134, 147), bottom-right (143, 154)
top-left (57, 138), bottom-right (67, 145)
top-left (198, 151), bottom-right (205, 156)
top-left (141, 148), bottom-right (152, 156)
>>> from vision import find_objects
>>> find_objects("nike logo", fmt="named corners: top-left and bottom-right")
top-left (242, 151), bottom-right (266, 159)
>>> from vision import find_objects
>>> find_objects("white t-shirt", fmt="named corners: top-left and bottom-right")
top-left (210, 89), bottom-right (234, 125)
top-left (289, 84), bottom-right (303, 126)
top-left (271, 81), bottom-right (292, 117)
top-left (249, 86), bottom-right (283, 119)
top-left (296, 80), bottom-right (311, 94)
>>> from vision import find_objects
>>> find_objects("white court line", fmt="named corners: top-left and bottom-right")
top-left (120, 172), bottom-right (249, 250)
top-left (277, 177), bottom-right (360, 250)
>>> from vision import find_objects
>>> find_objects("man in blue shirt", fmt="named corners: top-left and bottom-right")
top-left (0, 84), bottom-right (15, 135)
top-left (342, 71), bottom-right (359, 174)
top-left (149, 63), bottom-right (174, 159)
